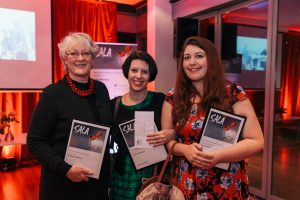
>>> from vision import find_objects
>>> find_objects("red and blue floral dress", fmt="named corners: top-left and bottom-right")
top-left (166, 82), bottom-right (250, 200)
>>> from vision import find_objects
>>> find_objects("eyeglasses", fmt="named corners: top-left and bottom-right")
top-left (65, 51), bottom-right (92, 59)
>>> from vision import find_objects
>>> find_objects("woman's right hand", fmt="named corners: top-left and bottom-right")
top-left (66, 165), bottom-right (93, 182)
top-left (146, 129), bottom-right (176, 146)
top-left (182, 143), bottom-right (214, 169)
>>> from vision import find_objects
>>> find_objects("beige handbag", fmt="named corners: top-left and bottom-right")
top-left (136, 142), bottom-right (185, 200)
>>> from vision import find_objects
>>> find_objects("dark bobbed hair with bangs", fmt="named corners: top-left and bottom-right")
top-left (122, 51), bottom-right (158, 82)
top-left (172, 36), bottom-right (228, 125)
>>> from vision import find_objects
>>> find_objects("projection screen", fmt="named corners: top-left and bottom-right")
top-left (0, 0), bottom-right (52, 90)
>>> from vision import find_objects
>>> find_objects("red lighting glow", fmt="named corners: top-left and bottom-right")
top-left (222, 13), bottom-right (266, 23)
top-left (103, 0), bottom-right (144, 6)
top-left (288, 27), bottom-right (300, 32)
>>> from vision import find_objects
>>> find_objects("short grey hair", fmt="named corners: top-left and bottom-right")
top-left (57, 32), bottom-right (99, 71)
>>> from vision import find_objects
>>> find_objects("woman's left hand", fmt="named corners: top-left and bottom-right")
top-left (146, 129), bottom-right (176, 146)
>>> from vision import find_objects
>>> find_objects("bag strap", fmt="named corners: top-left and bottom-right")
top-left (157, 142), bottom-right (178, 183)
top-left (110, 96), bottom-right (121, 153)
top-left (152, 164), bottom-right (158, 176)
top-left (114, 96), bottom-right (121, 122)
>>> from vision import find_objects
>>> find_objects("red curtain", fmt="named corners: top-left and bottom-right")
top-left (0, 0), bottom-right (117, 159)
top-left (280, 32), bottom-right (300, 118)
top-left (53, 0), bottom-right (117, 82)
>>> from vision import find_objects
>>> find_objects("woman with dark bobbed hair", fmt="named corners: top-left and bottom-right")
top-left (109, 51), bottom-right (175, 199)
top-left (121, 51), bottom-right (158, 82)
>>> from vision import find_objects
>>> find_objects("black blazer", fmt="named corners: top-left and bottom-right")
top-left (27, 77), bottom-right (112, 200)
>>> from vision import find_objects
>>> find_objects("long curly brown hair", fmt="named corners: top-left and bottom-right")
top-left (172, 36), bottom-right (228, 125)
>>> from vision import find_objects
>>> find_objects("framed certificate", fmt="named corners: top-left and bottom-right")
top-left (199, 107), bottom-right (246, 170)
top-left (65, 119), bottom-right (110, 179)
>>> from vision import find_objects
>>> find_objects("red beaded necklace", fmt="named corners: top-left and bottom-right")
top-left (66, 74), bottom-right (94, 96)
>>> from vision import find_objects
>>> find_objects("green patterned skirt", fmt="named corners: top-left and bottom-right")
top-left (109, 154), bottom-right (154, 200)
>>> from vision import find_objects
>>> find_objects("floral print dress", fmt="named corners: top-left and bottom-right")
top-left (166, 82), bottom-right (250, 200)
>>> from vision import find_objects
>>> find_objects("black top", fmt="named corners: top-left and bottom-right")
top-left (27, 77), bottom-right (112, 200)
top-left (110, 91), bottom-right (166, 172)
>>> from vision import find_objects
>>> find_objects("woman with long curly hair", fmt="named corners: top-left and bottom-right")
top-left (162, 36), bottom-right (264, 199)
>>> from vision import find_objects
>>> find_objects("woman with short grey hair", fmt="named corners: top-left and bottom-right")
top-left (27, 32), bottom-right (112, 200)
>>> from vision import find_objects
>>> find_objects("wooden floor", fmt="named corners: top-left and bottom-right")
top-left (0, 128), bottom-right (299, 200)
top-left (0, 164), bottom-right (40, 200)
top-left (248, 127), bottom-right (300, 200)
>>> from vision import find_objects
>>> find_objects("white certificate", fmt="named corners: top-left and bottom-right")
top-left (65, 119), bottom-right (110, 179)
top-left (199, 107), bottom-right (246, 170)
top-left (119, 119), bottom-right (167, 170)
top-left (134, 111), bottom-right (155, 148)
